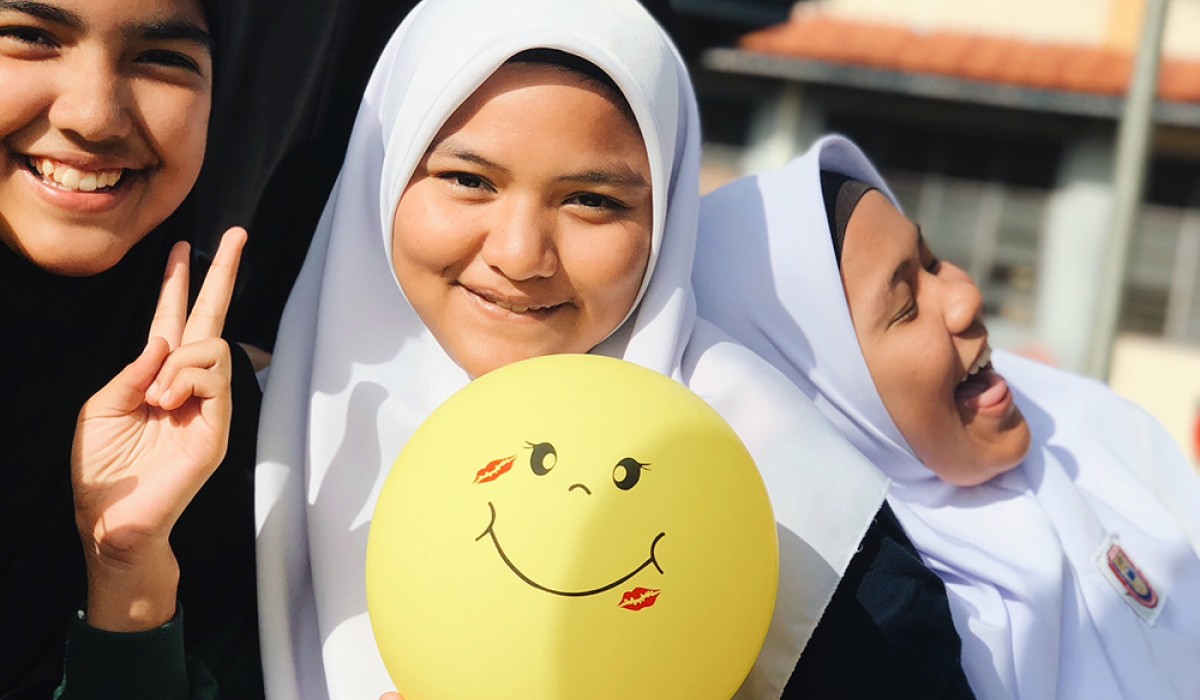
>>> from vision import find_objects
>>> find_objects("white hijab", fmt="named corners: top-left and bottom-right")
top-left (255, 9), bottom-right (887, 699)
top-left (694, 134), bottom-right (1200, 699)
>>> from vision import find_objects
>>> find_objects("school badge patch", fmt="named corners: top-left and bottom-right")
top-left (1095, 536), bottom-right (1163, 625)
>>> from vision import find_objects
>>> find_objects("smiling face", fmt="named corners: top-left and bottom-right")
top-left (367, 355), bottom-right (777, 700)
top-left (391, 61), bottom-right (653, 378)
top-left (840, 191), bottom-right (1032, 486)
top-left (0, 0), bottom-right (212, 276)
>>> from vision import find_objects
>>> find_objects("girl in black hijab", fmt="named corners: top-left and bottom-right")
top-left (0, 0), bottom-right (261, 696)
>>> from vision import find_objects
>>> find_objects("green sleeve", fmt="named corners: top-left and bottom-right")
top-left (55, 607), bottom-right (218, 700)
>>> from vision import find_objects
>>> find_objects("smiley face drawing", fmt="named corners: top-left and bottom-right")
top-left (474, 444), bottom-right (666, 608)
top-left (366, 354), bottom-right (778, 700)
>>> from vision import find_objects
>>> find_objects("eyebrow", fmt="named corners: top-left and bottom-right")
top-left (0, 2), bottom-right (212, 52)
top-left (556, 167), bottom-right (649, 190)
top-left (431, 145), bottom-right (649, 190)
top-left (125, 19), bottom-right (213, 53)
top-left (0, 1), bottom-right (82, 29)
top-left (431, 146), bottom-right (509, 174)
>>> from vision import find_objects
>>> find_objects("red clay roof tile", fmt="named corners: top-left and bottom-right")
top-left (737, 14), bottom-right (1200, 103)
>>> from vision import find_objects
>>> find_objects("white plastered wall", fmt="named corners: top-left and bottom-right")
top-left (1164, 0), bottom-right (1200, 60)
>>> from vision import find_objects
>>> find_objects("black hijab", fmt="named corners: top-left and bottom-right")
top-left (820, 170), bottom-right (876, 268)
top-left (0, 215), bottom-right (175, 697)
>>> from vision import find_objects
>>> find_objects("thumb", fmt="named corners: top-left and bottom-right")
top-left (88, 337), bottom-right (171, 415)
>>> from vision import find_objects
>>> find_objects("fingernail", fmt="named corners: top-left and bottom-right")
top-left (146, 381), bottom-right (159, 398)
top-left (159, 390), bottom-right (173, 406)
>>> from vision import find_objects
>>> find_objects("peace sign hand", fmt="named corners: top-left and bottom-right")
top-left (71, 228), bottom-right (247, 632)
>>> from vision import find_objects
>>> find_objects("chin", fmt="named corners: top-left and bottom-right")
top-left (948, 460), bottom-right (1021, 488)
top-left (456, 349), bottom-right (539, 380)
top-left (27, 243), bottom-right (127, 277)
top-left (4, 227), bottom-right (141, 277)
top-left (931, 421), bottom-right (1034, 488)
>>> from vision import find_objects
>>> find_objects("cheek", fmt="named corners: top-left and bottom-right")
top-left (0, 71), bottom-right (49, 140)
top-left (880, 365), bottom-right (943, 437)
top-left (861, 334), bottom-right (957, 447)
top-left (132, 97), bottom-right (209, 237)
top-left (564, 225), bottom-right (649, 316)
top-left (391, 192), bottom-right (473, 286)
top-left (140, 85), bottom-right (210, 179)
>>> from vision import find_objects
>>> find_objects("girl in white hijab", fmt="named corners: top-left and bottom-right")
top-left (694, 134), bottom-right (1200, 699)
top-left (252, 5), bottom-right (928, 699)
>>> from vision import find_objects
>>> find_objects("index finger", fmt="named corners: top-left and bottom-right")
top-left (181, 227), bottom-right (248, 345)
top-left (147, 241), bottom-right (191, 350)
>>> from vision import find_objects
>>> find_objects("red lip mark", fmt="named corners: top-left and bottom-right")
top-left (618, 587), bottom-right (661, 611)
top-left (474, 456), bottom-right (515, 484)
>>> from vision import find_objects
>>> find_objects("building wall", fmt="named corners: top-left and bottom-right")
top-left (1110, 333), bottom-right (1200, 466)
top-left (1165, 0), bottom-right (1200, 59)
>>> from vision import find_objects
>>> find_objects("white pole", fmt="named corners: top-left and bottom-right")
top-left (1087, 0), bottom-right (1171, 379)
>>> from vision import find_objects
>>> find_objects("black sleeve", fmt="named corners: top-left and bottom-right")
top-left (783, 502), bottom-right (975, 699)
top-left (55, 608), bottom-right (218, 700)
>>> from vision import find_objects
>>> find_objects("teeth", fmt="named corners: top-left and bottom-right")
top-left (495, 301), bottom-right (531, 314)
top-left (965, 346), bottom-right (993, 378)
top-left (60, 167), bottom-right (81, 189)
top-left (31, 157), bottom-right (123, 192)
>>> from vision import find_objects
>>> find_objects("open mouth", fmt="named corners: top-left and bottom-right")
top-left (954, 345), bottom-right (1009, 410)
top-left (25, 156), bottom-right (129, 194)
top-left (957, 345), bottom-right (992, 389)
top-left (476, 501), bottom-right (665, 597)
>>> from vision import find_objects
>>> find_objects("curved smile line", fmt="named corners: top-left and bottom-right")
top-left (476, 501), bottom-right (665, 597)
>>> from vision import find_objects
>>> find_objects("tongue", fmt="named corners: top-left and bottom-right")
top-left (955, 368), bottom-right (1007, 410)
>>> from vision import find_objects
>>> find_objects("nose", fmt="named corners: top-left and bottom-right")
top-left (941, 265), bottom-right (984, 336)
top-left (49, 52), bottom-right (133, 143)
top-left (480, 196), bottom-right (558, 281)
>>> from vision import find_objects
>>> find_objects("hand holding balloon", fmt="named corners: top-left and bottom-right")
top-left (71, 228), bottom-right (247, 631)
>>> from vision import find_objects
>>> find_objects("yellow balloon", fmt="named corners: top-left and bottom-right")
top-left (367, 354), bottom-right (778, 700)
